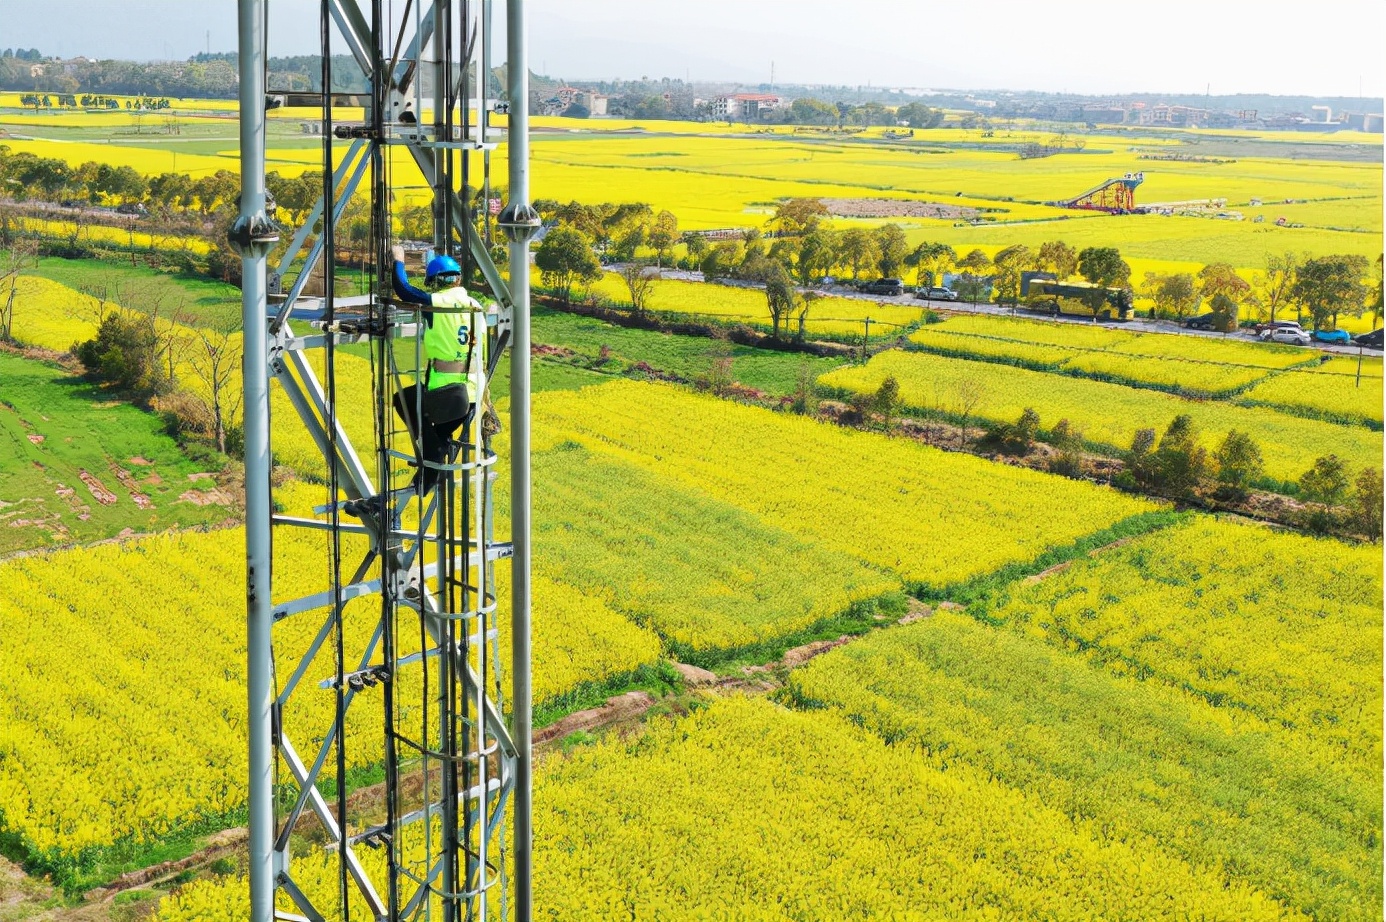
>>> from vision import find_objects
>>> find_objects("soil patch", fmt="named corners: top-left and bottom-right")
top-left (820, 197), bottom-right (980, 220)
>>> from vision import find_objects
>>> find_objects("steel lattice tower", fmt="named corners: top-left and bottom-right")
top-left (230, 1), bottom-right (539, 919)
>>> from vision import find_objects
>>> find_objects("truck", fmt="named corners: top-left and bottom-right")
top-left (1020, 271), bottom-right (1134, 321)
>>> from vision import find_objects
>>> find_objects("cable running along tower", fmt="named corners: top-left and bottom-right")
top-left (231, 1), bottom-right (540, 919)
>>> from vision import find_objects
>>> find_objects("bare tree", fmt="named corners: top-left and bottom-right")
top-left (620, 261), bottom-right (658, 315)
top-left (74, 279), bottom-right (187, 384)
top-left (73, 281), bottom-right (121, 330)
top-left (951, 376), bottom-right (986, 448)
top-left (0, 235), bottom-right (38, 342)
top-left (185, 321), bottom-right (244, 454)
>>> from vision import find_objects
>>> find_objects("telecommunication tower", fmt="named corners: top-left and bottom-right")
top-left (230, 1), bottom-right (539, 919)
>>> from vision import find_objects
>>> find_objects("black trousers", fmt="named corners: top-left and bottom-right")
top-left (393, 382), bottom-right (473, 495)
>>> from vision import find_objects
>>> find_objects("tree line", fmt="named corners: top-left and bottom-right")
top-left (18, 94), bottom-right (169, 110)
top-left (532, 195), bottom-right (1383, 335)
top-left (0, 49), bottom-right (369, 98)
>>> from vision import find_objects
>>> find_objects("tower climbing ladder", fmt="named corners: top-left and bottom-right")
top-left (232, 1), bottom-right (542, 919)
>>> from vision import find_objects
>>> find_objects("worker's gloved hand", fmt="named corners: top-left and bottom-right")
top-left (391, 244), bottom-right (406, 263)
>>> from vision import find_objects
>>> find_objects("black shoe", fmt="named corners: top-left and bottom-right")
top-left (342, 494), bottom-right (382, 519)
top-left (342, 495), bottom-right (393, 535)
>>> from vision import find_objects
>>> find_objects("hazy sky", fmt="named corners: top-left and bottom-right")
top-left (5, 0), bottom-right (1383, 98)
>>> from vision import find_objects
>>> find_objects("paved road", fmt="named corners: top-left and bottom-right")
top-left (643, 267), bottom-right (1382, 359)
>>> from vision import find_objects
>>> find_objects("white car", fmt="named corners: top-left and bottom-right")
top-left (1265, 327), bottom-right (1312, 346)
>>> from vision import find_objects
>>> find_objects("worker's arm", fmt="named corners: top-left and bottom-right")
top-left (391, 244), bottom-right (433, 307)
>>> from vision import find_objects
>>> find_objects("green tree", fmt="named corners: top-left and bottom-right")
top-left (1214, 430), bottom-right (1263, 498)
top-left (954, 248), bottom-right (993, 305)
top-left (1128, 427), bottom-right (1159, 486)
top-left (793, 290), bottom-right (822, 341)
top-left (772, 197), bottom-right (829, 236)
top-left (75, 312), bottom-right (170, 399)
top-left (647, 210), bottom-right (679, 267)
top-left (904, 241), bottom-right (956, 287)
top-left (620, 261), bottom-right (657, 315)
top-left (796, 228), bottom-right (838, 286)
top-left (1300, 454), bottom-right (1350, 505)
top-left (1036, 240), bottom-right (1078, 280)
top-left (535, 224), bottom-right (600, 304)
top-left (991, 244), bottom-right (1034, 308)
top-left (874, 375), bottom-right (901, 430)
top-left (755, 260), bottom-right (797, 339)
top-left (1155, 415), bottom-right (1207, 493)
top-left (788, 97), bottom-right (838, 125)
top-left (1251, 251), bottom-right (1300, 325)
top-left (1292, 254), bottom-right (1369, 330)
top-left (837, 228), bottom-right (880, 280)
top-left (1351, 467), bottom-right (1382, 539)
top-left (700, 240), bottom-right (743, 281)
top-left (1077, 247), bottom-right (1131, 288)
top-left (872, 224), bottom-right (909, 277)
top-left (896, 102), bottom-right (944, 128)
top-left (1146, 273), bottom-right (1200, 320)
top-left (1197, 262), bottom-right (1251, 305)
top-left (790, 360), bottom-right (820, 415)
top-left (1047, 418), bottom-right (1085, 477)
top-left (1208, 292), bottom-right (1239, 332)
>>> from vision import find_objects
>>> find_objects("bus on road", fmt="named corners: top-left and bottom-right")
top-left (1021, 272), bottom-right (1134, 321)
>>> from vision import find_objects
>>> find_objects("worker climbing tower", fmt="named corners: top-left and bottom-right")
top-left (230, 1), bottom-right (539, 919)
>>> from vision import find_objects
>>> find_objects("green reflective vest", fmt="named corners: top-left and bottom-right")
top-left (423, 286), bottom-right (486, 400)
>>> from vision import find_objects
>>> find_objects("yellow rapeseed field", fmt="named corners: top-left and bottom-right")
top-left (154, 695), bottom-right (1306, 922)
top-left (988, 516), bottom-right (1383, 764)
top-left (791, 589), bottom-right (1380, 920)
top-left (534, 379), bottom-right (1157, 590)
top-left (0, 485), bottom-right (661, 859)
top-left (820, 349), bottom-right (1381, 482)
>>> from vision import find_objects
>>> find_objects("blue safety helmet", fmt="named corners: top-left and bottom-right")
top-left (425, 254), bottom-right (462, 286)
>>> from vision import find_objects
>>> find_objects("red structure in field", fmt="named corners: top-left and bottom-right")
top-left (1052, 172), bottom-right (1144, 213)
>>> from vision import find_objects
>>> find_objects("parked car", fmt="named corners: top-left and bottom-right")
top-left (115, 202), bottom-right (148, 216)
top-left (1312, 328), bottom-right (1352, 344)
top-left (1254, 319), bottom-right (1303, 335)
top-left (1266, 327), bottom-right (1312, 346)
top-left (860, 278), bottom-right (905, 297)
top-left (1353, 328), bottom-right (1383, 348)
top-left (915, 286), bottom-right (958, 301)
top-left (1182, 313), bottom-right (1219, 330)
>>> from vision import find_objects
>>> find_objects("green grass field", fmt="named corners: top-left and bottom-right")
top-left (529, 305), bottom-right (845, 393)
top-left (0, 350), bottom-right (231, 554)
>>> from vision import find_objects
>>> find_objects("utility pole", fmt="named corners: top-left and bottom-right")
top-left (231, 3), bottom-right (276, 920)
top-left (861, 316), bottom-right (874, 362)
top-left (498, 0), bottom-right (542, 916)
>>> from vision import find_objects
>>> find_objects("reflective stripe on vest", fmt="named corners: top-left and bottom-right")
top-left (424, 286), bottom-right (485, 397)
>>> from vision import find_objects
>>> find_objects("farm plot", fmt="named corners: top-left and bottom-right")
top-left (533, 379), bottom-right (1158, 591)
top-left (1240, 368), bottom-right (1385, 427)
top-left (154, 696), bottom-right (1304, 922)
top-left (984, 516), bottom-right (1383, 763)
top-left (820, 349), bottom-right (1381, 484)
top-left (791, 600), bottom-right (1381, 922)
top-left (0, 483), bottom-right (660, 883)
